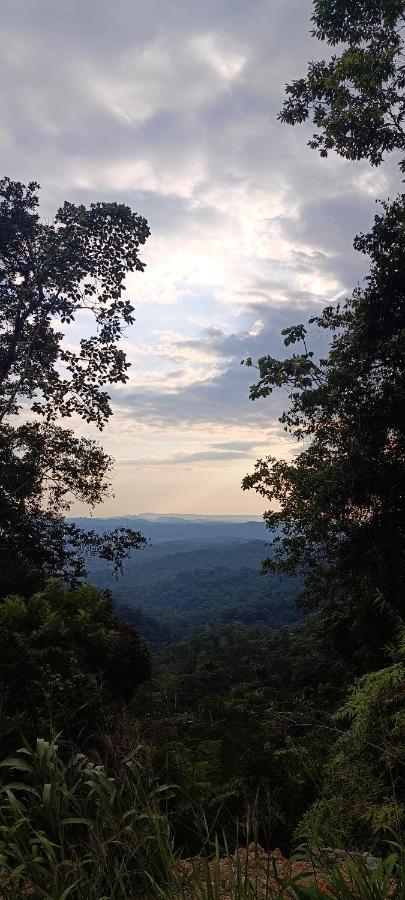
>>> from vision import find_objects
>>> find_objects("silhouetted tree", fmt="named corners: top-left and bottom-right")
top-left (243, 196), bottom-right (405, 653)
top-left (280, 0), bottom-right (405, 170)
top-left (0, 178), bottom-right (150, 593)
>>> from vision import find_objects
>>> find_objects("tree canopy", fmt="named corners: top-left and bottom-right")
top-left (0, 177), bottom-right (149, 426)
top-left (243, 0), bottom-right (405, 663)
top-left (280, 0), bottom-right (405, 169)
top-left (243, 195), bottom-right (405, 653)
top-left (0, 579), bottom-right (151, 743)
top-left (0, 179), bottom-right (150, 593)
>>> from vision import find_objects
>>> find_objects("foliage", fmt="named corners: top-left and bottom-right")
top-left (234, 0), bottom-right (405, 859)
top-left (136, 618), bottom-right (351, 848)
top-left (243, 195), bottom-right (405, 659)
top-left (2, 0), bottom-right (405, 887)
top-left (0, 735), bottom-right (177, 899)
top-left (0, 580), bottom-right (151, 746)
top-left (0, 178), bottom-right (150, 594)
top-left (0, 736), bottom-right (403, 899)
top-left (280, 0), bottom-right (405, 170)
top-left (88, 538), bottom-right (302, 646)
top-left (0, 177), bottom-right (149, 425)
top-left (299, 639), bottom-right (405, 845)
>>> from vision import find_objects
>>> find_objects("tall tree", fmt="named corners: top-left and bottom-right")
top-left (243, 196), bottom-right (405, 660)
top-left (0, 178), bottom-right (150, 594)
top-left (280, 0), bottom-right (405, 169)
top-left (244, 0), bottom-right (405, 663)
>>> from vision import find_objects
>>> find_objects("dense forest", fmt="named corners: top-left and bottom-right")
top-left (85, 522), bottom-right (303, 643)
top-left (1, 1), bottom-right (405, 897)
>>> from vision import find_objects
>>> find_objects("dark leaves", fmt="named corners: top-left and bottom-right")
top-left (243, 196), bottom-right (405, 643)
top-left (0, 180), bottom-right (150, 428)
top-left (279, 0), bottom-right (405, 169)
top-left (0, 179), bottom-right (150, 592)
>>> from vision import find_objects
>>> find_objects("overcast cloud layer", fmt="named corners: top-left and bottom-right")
top-left (1, 0), bottom-right (398, 514)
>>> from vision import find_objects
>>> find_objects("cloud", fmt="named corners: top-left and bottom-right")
top-left (120, 447), bottom-right (254, 467)
top-left (211, 440), bottom-right (257, 451)
top-left (1, 0), bottom-right (400, 513)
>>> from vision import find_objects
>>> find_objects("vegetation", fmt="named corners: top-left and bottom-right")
top-left (0, 178), bottom-right (149, 596)
top-left (88, 538), bottom-right (302, 645)
top-left (280, 0), bottom-right (405, 169)
top-left (0, 580), bottom-right (150, 749)
top-left (0, 735), bottom-right (177, 899)
top-left (1, 736), bottom-right (403, 899)
top-left (243, 192), bottom-right (405, 669)
top-left (298, 636), bottom-right (405, 844)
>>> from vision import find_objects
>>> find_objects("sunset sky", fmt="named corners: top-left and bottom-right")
top-left (1, 0), bottom-right (397, 515)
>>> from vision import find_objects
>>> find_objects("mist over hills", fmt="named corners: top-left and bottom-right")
top-left (72, 514), bottom-right (268, 544)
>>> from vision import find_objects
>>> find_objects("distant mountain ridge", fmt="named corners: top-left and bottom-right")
top-left (136, 514), bottom-right (263, 522)
top-left (71, 515), bottom-right (268, 544)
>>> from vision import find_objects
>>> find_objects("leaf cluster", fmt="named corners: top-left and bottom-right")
top-left (0, 178), bottom-right (150, 591)
top-left (0, 580), bottom-right (151, 744)
top-left (280, 0), bottom-right (405, 169)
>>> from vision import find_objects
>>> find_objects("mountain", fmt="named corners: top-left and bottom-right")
top-left (72, 515), bottom-right (268, 543)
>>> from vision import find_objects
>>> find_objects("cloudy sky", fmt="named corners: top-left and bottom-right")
top-left (2, 0), bottom-right (397, 515)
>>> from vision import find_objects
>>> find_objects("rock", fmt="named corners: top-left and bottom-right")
top-left (312, 847), bottom-right (381, 873)
top-left (176, 843), bottom-right (390, 898)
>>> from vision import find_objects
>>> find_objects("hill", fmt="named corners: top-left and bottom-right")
top-left (80, 516), bottom-right (302, 645)
top-left (73, 514), bottom-right (268, 543)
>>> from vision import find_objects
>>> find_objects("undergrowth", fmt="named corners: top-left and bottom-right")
top-left (0, 736), bottom-right (403, 898)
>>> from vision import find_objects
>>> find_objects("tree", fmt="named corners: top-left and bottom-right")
top-left (243, 0), bottom-right (405, 662)
top-left (298, 637), bottom-right (405, 844)
top-left (0, 178), bottom-right (150, 593)
top-left (280, 0), bottom-right (405, 169)
top-left (243, 195), bottom-right (405, 657)
top-left (0, 579), bottom-right (151, 744)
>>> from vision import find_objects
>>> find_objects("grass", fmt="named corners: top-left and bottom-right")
top-left (0, 736), bottom-right (403, 898)
top-left (0, 735), bottom-right (177, 898)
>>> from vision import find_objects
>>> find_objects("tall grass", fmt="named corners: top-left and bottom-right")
top-left (0, 735), bottom-right (177, 898)
top-left (0, 737), bottom-right (403, 898)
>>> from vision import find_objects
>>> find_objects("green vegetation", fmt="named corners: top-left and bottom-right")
top-left (243, 191), bottom-right (405, 672)
top-left (88, 539), bottom-right (303, 645)
top-left (280, 0), bottom-right (405, 168)
top-left (0, 178), bottom-right (148, 596)
top-left (0, 735), bottom-right (177, 899)
top-left (0, 735), bottom-right (404, 898)
top-left (0, 580), bottom-right (150, 748)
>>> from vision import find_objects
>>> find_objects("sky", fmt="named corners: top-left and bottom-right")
top-left (1, 0), bottom-right (398, 516)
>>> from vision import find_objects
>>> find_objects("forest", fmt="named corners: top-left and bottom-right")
top-left (1, 0), bottom-right (405, 897)
top-left (85, 521), bottom-right (303, 643)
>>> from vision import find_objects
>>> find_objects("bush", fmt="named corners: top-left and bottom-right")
top-left (0, 580), bottom-right (151, 746)
top-left (0, 736), bottom-right (176, 899)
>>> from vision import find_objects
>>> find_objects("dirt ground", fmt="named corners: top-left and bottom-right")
top-left (177, 843), bottom-right (396, 898)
